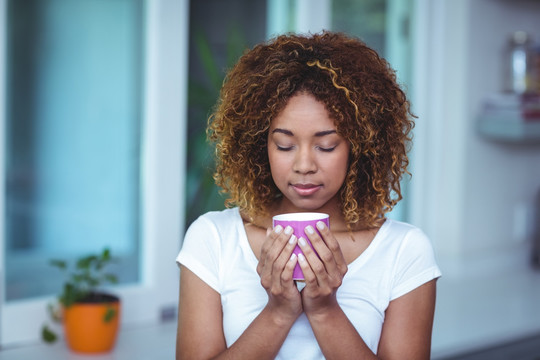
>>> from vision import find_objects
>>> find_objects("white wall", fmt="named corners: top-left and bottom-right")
top-left (461, 0), bottom-right (540, 269)
top-left (411, 0), bottom-right (540, 278)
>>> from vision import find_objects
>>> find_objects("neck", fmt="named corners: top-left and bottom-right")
top-left (241, 201), bottom-right (382, 234)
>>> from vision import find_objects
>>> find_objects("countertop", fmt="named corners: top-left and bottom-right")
top-left (2, 266), bottom-right (540, 359)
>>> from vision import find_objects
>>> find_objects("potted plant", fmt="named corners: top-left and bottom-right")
top-left (42, 247), bottom-right (121, 353)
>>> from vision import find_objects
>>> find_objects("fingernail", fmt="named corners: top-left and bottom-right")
top-left (274, 225), bottom-right (283, 234)
top-left (298, 237), bottom-right (307, 247)
top-left (316, 221), bottom-right (325, 230)
top-left (289, 234), bottom-right (297, 245)
top-left (305, 226), bottom-right (314, 235)
top-left (284, 226), bottom-right (293, 235)
top-left (298, 253), bottom-right (306, 262)
top-left (290, 253), bottom-right (297, 262)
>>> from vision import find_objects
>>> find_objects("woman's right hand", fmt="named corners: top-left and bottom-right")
top-left (256, 225), bottom-right (303, 324)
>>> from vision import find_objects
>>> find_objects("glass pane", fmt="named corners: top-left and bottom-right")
top-left (4, 0), bottom-right (143, 301)
top-left (332, 0), bottom-right (387, 56)
top-left (185, 0), bottom-right (267, 227)
top-left (332, 0), bottom-right (412, 222)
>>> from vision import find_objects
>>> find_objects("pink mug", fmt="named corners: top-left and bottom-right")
top-left (272, 212), bottom-right (330, 280)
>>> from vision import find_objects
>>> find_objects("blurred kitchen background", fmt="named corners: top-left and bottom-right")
top-left (1, 0), bottom-right (540, 359)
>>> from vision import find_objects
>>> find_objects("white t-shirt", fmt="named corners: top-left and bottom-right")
top-left (176, 208), bottom-right (441, 359)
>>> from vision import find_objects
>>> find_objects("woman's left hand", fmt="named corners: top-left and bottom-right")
top-left (297, 221), bottom-right (348, 316)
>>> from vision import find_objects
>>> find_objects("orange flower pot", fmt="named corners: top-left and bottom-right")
top-left (63, 294), bottom-right (120, 353)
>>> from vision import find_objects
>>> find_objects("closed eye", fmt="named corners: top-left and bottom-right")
top-left (276, 145), bottom-right (294, 151)
top-left (317, 146), bottom-right (336, 152)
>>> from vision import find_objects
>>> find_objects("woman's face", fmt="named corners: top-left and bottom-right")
top-left (267, 92), bottom-right (350, 213)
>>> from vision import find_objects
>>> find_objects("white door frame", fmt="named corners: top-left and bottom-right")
top-left (0, 0), bottom-right (6, 346)
top-left (408, 0), bottom-right (469, 258)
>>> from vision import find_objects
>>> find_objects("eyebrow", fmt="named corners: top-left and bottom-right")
top-left (271, 128), bottom-right (337, 137)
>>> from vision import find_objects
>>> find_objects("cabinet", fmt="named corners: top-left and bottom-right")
top-left (477, 93), bottom-right (540, 143)
top-left (478, 116), bottom-right (540, 143)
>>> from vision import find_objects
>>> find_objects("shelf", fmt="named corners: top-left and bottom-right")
top-left (477, 115), bottom-right (540, 143)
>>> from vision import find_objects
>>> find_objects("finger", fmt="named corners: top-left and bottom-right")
top-left (258, 226), bottom-right (285, 279)
top-left (301, 226), bottom-right (337, 277)
top-left (256, 228), bottom-right (273, 275)
top-left (301, 239), bottom-right (330, 289)
top-left (297, 252), bottom-right (317, 287)
top-left (259, 225), bottom-right (293, 278)
top-left (314, 222), bottom-right (347, 276)
top-left (266, 225), bottom-right (294, 261)
top-left (259, 226), bottom-right (288, 288)
top-left (280, 253), bottom-right (298, 287)
top-left (272, 234), bottom-right (297, 285)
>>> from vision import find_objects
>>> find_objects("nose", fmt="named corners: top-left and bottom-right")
top-left (292, 147), bottom-right (317, 174)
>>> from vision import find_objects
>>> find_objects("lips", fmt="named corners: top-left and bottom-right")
top-left (291, 183), bottom-right (322, 196)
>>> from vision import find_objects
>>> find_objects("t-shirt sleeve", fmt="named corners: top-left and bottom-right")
top-left (390, 228), bottom-right (441, 300)
top-left (176, 215), bottom-right (221, 293)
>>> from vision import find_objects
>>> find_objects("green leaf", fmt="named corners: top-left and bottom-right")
top-left (49, 260), bottom-right (67, 270)
top-left (88, 278), bottom-right (100, 287)
top-left (61, 283), bottom-right (84, 307)
top-left (188, 80), bottom-right (216, 109)
top-left (104, 274), bottom-right (118, 284)
top-left (76, 255), bottom-right (97, 270)
top-left (103, 307), bottom-right (117, 323)
top-left (225, 25), bottom-right (247, 68)
top-left (101, 248), bottom-right (111, 261)
top-left (72, 273), bottom-right (86, 283)
top-left (42, 325), bottom-right (58, 343)
top-left (193, 29), bottom-right (222, 91)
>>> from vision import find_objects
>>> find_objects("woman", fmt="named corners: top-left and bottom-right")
top-left (176, 31), bottom-right (441, 359)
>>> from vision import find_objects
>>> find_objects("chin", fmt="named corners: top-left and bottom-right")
top-left (290, 199), bottom-right (328, 212)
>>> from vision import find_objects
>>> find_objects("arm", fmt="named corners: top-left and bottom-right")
top-left (297, 222), bottom-right (377, 359)
top-left (377, 279), bottom-right (437, 359)
top-left (176, 265), bottom-right (226, 360)
top-left (176, 225), bottom-right (303, 360)
top-left (298, 222), bottom-right (437, 359)
top-left (304, 279), bottom-right (437, 360)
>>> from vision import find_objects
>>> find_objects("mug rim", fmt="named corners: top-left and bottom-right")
top-left (272, 212), bottom-right (329, 222)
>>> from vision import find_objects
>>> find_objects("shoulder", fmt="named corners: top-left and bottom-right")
top-left (376, 219), bottom-right (437, 265)
top-left (380, 220), bottom-right (441, 297)
top-left (378, 219), bottom-right (429, 246)
top-left (183, 208), bottom-right (242, 247)
top-left (177, 209), bottom-right (242, 293)
top-left (381, 219), bottom-right (429, 241)
top-left (187, 207), bottom-right (241, 232)
top-left (179, 207), bottom-right (242, 264)
top-left (383, 218), bottom-right (423, 235)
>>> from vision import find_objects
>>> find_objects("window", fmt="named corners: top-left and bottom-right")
top-left (4, 0), bottom-right (142, 302)
top-left (186, 0), bottom-right (267, 227)
top-left (1, 0), bottom-right (187, 346)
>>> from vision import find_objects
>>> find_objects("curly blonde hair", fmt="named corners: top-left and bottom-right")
top-left (208, 31), bottom-right (414, 229)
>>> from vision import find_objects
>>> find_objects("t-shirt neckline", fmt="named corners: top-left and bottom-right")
top-left (234, 207), bottom-right (391, 273)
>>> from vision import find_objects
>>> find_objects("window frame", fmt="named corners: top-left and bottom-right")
top-left (0, 0), bottom-right (188, 347)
